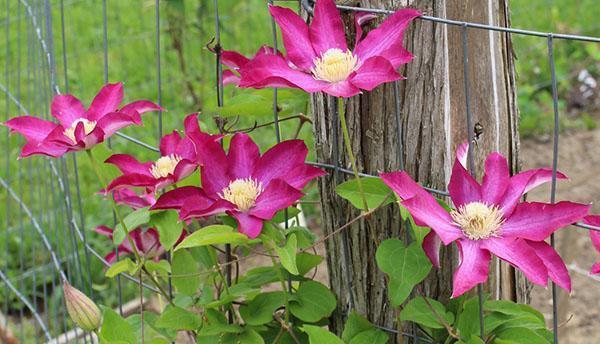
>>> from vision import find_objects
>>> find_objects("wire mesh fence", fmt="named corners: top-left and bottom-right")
top-left (1, 0), bottom-right (599, 343)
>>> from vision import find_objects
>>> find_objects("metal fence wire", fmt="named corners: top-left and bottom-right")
top-left (1, 0), bottom-right (599, 343)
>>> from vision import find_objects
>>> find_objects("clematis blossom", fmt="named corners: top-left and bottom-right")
top-left (94, 226), bottom-right (185, 264)
top-left (380, 143), bottom-right (590, 297)
top-left (582, 216), bottom-right (600, 274)
top-left (237, 0), bottom-right (420, 97)
top-left (221, 46), bottom-right (283, 86)
top-left (105, 114), bottom-right (219, 192)
top-left (152, 133), bottom-right (325, 238)
top-left (2, 83), bottom-right (161, 158)
top-left (112, 188), bottom-right (156, 210)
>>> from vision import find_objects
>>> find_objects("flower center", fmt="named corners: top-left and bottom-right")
top-left (63, 118), bottom-right (97, 144)
top-left (310, 49), bottom-right (358, 83)
top-left (149, 154), bottom-right (182, 179)
top-left (219, 178), bottom-right (263, 212)
top-left (450, 202), bottom-right (504, 240)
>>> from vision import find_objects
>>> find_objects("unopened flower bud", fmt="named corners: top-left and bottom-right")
top-left (63, 280), bottom-right (102, 332)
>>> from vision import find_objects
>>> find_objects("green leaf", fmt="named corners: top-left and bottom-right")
top-left (205, 89), bottom-right (307, 119)
top-left (301, 325), bottom-right (344, 344)
top-left (175, 225), bottom-right (248, 250)
top-left (144, 260), bottom-right (171, 277)
top-left (296, 252), bottom-right (323, 276)
top-left (335, 177), bottom-right (393, 210)
top-left (349, 330), bottom-right (388, 344)
top-left (274, 234), bottom-right (299, 275)
top-left (171, 250), bottom-right (200, 296)
top-left (100, 307), bottom-right (137, 344)
top-left (239, 291), bottom-right (286, 326)
top-left (457, 296), bottom-right (482, 340)
top-left (105, 258), bottom-right (138, 278)
top-left (197, 309), bottom-right (243, 337)
top-left (155, 306), bottom-right (202, 331)
top-left (289, 281), bottom-right (336, 322)
top-left (272, 206), bottom-right (301, 223)
top-left (400, 297), bottom-right (455, 329)
top-left (375, 239), bottom-right (432, 306)
top-left (219, 329), bottom-right (266, 344)
top-left (495, 327), bottom-right (549, 344)
top-left (399, 205), bottom-right (430, 244)
top-left (285, 226), bottom-right (318, 249)
top-left (342, 311), bottom-right (388, 343)
top-left (150, 210), bottom-right (183, 250)
top-left (113, 208), bottom-right (150, 245)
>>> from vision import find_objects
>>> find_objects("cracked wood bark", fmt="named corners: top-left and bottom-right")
top-left (304, 0), bottom-right (527, 335)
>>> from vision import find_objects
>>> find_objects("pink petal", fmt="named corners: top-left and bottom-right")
top-left (354, 12), bottom-right (378, 46)
top-left (253, 140), bottom-right (308, 186)
top-left (481, 237), bottom-right (548, 286)
top-left (79, 125), bottom-right (105, 149)
top-left (481, 152), bottom-right (510, 205)
top-left (105, 174), bottom-right (159, 192)
top-left (3, 116), bottom-right (59, 141)
top-left (228, 133), bottom-right (260, 179)
top-left (104, 252), bottom-right (117, 264)
top-left (119, 100), bottom-right (162, 116)
top-left (591, 262), bottom-right (600, 275)
top-left (96, 111), bottom-right (141, 137)
top-left (152, 186), bottom-right (212, 212)
top-left (448, 158), bottom-right (482, 207)
top-left (175, 137), bottom-right (197, 161)
top-left (401, 195), bottom-right (463, 245)
top-left (221, 50), bottom-right (250, 70)
top-left (380, 171), bottom-right (463, 244)
top-left (232, 212), bottom-right (264, 239)
top-left (181, 199), bottom-right (235, 220)
top-left (353, 8), bottom-right (420, 68)
top-left (238, 53), bottom-right (326, 93)
top-left (20, 141), bottom-right (69, 158)
top-left (588, 225), bottom-right (600, 252)
top-left (423, 231), bottom-right (441, 268)
top-left (350, 56), bottom-right (403, 91)
top-left (94, 225), bottom-right (114, 238)
top-left (498, 168), bottom-right (568, 217)
top-left (87, 83), bottom-right (124, 121)
top-left (284, 164), bottom-right (326, 190)
top-left (309, 0), bottom-right (347, 55)
top-left (251, 179), bottom-right (304, 220)
top-left (456, 141), bottom-right (469, 169)
top-left (105, 154), bottom-right (153, 176)
top-left (113, 189), bottom-right (155, 209)
top-left (50, 95), bottom-right (86, 127)
top-left (268, 4), bottom-right (316, 70)
top-left (452, 239), bottom-right (491, 298)
top-left (172, 159), bottom-right (197, 182)
top-left (184, 113), bottom-right (222, 159)
top-left (199, 139), bottom-right (231, 197)
top-left (527, 241), bottom-right (571, 292)
top-left (159, 131), bottom-right (182, 156)
top-left (223, 70), bottom-right (241, 86)
top-left (501, 201), bottom-right (590, 241)
top-left (322, 80), bottom-right (361, 98)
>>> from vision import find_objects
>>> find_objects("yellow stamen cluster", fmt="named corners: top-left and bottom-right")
top-left (310, 48), bottom-right (358, 83)
top-left (149, 154), bottom-right (182, 179)
top-left (451, 202), bottom-right (504, 240)
top-left (219, 178), bottom-right (263, 211)
top-left (63, 118), bottom-right (97, 144)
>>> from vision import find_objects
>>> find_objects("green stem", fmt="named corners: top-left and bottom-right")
top-left (266, 239), bottom-right (291, 324)
top-left (85, 149), bottom-right (141, 262)
top-left (337, 97), bottom-right (369, 211)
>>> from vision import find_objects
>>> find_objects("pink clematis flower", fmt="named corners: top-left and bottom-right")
top-left (112, 188), bottom-right (156, 210)
top-left (582, 216), bottom-right (600, 274)
top-left (104, 114), bottom-right (219, 192)
top-left (94, 226), bottom-right (185, 264)
top-left (152, 133), bottom-right (325, 238)
top-left (237, 0), bottom-right (420, 97)
top-left (221, 46), bottom-right (283, 86)
top-left (380, 143), bottom-right (590, 297)
top-left (2, 83), bottom-right (161, 158)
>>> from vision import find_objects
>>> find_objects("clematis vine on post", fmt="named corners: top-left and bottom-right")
top-left (235, 0), bottom-right (420, 97)
top-left (152, 132), bottom-right (325, 238)
top-left (381, 143), bottom-right (591, 297)
top-left (2, 83), bottom-right (161, 158)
